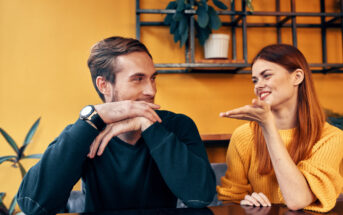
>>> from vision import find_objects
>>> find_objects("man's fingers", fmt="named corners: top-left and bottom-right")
top-left (88, 125), bottom-right (111, 158)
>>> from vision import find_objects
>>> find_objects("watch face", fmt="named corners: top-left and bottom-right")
top-left (80, 105), bottom-right (94, 118)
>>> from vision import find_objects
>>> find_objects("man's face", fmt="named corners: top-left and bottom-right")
top-left (108, 51), bottom-right (157, 103)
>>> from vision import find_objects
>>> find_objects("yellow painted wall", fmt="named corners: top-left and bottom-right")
top-left (0, 0), bottom-right (342, 208)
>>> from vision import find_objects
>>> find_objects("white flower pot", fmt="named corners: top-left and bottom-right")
top-left (204, 34), bottom-right (230, 59)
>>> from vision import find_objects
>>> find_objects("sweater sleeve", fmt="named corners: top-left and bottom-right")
top-left (141, 113), bottom-right (216, 208)
top-left (17, 119), bottom-right (99, 215)
top-left (217, 124), bottom-right (252, 202)
top-left (297, 128), bottom-right (343, 213)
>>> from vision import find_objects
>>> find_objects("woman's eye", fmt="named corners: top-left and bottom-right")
top-left (264, 74), bottom-right (271, 79)
top-left (252, 79), bottom-right (257, 84)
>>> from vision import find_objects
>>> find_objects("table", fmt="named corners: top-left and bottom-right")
top-left (58, 201), bottom-right (343, 215)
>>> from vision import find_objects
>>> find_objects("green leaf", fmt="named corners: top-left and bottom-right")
top-left (23, 117), bottom-right (40, 148)
top-left (17, 162), bottom-right (26, 179)
top-left (178, 15), bottom-right (188, 35)
top-left (195, 22), bottom-right (211, 45)
top-left (173, 31), bottom-right (181, 43)
top-left (9, 195), bottom-right (16, 215)
top-left (0, 192), bottom-right (5, 204)
top-left (170, 20), bottom-right (178, 34)
top-left (180, 25), bottom-right (189, 48)
top-left (22, 154), bottom-right (42, 159)
top-left (212, 0), bottom-right (228, 10)
top-left (0, 155), bottom-right (16, 164)
top-left (164, 14), bottom-right (174, 25)
top-left (165, 1), bottom-right (176, 10)
top-left (196, 5), bottom-right (209, 28)
top-left (208, 6), bottom-right (222, 30)
top-left (0, 128), bottom-right (19, 154)
top-left (173, 11), bottom-right (183, 21)
top-left (176, 0), bottom-right (185, 12)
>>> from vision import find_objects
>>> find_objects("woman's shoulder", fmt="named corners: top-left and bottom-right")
top-left (321, 122), bottom-right (343, 140)
top-left (312, 122), bottom-right (343, 152)
top-left (231, 123), bottom-right (255, 144)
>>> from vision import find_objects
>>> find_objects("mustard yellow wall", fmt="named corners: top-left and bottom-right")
top-left (0, 0), bottom-right (342, 208)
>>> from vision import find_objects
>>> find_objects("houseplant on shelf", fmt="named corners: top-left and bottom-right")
top-left (0, 118), bottom-right (43, 215)
top-left (163, 0), bottom-right (253, 48)
top-left (164, 0), bottom-right (229, 48)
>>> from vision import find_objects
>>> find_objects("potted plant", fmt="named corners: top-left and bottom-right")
top-left (163, 0), bottom-right (253, 47)
top-left (0, 118), bottom-right (43, 214)
top-left (164, 0), bottom-right (229, 48)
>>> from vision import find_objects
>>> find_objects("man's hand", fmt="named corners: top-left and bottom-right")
top-left (87, 117), bottom-right (153, 158)
top-left (94, 100), bottom-right (161, 124)
top-left (240, 192), bottom-right (271, 207)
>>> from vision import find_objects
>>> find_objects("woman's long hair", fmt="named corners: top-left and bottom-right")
top-left (251, 44), bottom-right (325, 175)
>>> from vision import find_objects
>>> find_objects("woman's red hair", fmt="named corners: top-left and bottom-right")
top-left (251, 44), bottom-right (325, 174)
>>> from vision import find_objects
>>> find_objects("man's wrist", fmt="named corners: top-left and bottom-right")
top-left (140, 118), bottom-right (154, 131)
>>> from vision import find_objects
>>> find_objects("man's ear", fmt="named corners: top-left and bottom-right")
top-left (293, 69), bottom-right (304, 86)
top-left (96, 76), bottom-right (112, 97)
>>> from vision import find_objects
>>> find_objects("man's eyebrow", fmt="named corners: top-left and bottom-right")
top-left (129, 72), bottom-right (158, 78)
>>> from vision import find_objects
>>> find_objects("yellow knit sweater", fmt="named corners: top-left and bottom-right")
top-left (217, 122), bottom-right (343, 212)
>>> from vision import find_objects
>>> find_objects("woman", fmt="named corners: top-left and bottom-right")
top-left (217, 44), bottom-right (343, 212)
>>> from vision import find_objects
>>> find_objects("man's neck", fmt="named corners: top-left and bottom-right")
top-left (117, 130), bottom-right (142, 145)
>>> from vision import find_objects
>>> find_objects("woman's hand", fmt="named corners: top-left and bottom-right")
top-left (240, 192), bottom-right (271, 207)
top-left (219, 98), bottom-right (273, 127)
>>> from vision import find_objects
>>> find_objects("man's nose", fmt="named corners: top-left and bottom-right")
top-left (143, 81), bottom-right (156, 96)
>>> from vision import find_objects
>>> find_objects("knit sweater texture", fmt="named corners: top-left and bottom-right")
top-left (217, 122), bottom-right (343, 212)
top-left (17, 110), bottom-right (216, 215)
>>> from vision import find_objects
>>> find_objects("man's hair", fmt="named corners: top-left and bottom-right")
top-left (87, 36), bottom-right (152, 101)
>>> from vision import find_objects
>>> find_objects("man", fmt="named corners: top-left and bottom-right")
top-left (17, 36), bottom-right (216, 215)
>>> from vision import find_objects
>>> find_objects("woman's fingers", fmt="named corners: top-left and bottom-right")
top-left (258, 192), bottom-right (271, 206)
top-left (251, 192), bottom-right (270, 207)
top-left (241, 193), bottom-right (271, 207)
top-left (244, 194), bottom-right (261, 206)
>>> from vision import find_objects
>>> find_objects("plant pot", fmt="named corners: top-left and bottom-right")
top-left (204, 34), bottom-right (230, 59)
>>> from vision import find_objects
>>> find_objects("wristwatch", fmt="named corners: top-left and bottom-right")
top-left (80, 105), bottom-right (106, 131)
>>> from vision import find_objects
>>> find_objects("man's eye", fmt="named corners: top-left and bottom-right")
top-left (151, 76), bottom-right (157, 81)
top-left (134, 77), bottom-right (143, 82)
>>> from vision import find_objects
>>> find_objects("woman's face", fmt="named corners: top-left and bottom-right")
top-left (251, 59), bottom-right (299, 110)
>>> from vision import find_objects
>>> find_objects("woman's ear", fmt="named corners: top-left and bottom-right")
top-left (293, 69), bottom-right (304, 86)
top-left (96, 76), bottom-right (112, 98)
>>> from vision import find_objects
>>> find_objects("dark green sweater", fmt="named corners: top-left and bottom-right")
top-left (17, 110), bottom-right (216, 215)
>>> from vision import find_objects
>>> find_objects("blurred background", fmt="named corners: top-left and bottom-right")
top-left (1, 0), bottom-right (342, 208)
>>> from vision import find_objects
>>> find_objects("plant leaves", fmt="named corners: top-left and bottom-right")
top-left (17, 162), bottom-right (26, 179)
top-left (165, 1), bottom-right (176, 10)
top-left (0, 155), bottom-right (16, 165)
top-left (195, 22), bottom-right (211, 45)
top-left (196, 5), bottom-right (209, 28)
top-left (176, 0), bottom-right (185, 12)
top-left (246, 0), bottom-right (254, 11)
top-left (178, 15), bottom-right (188, 35)
top-left (9, 195), bottom-right (16, 215)
top-left (170, 20), bottom-right (178, 34)
top-left (173, 11), bottom-right (183, 21)
top-left (164, 14), bottom-right (174, 25)
top-left (180, 24), bottom-right (189, 47)
top-left (23, 117), bottom-right (40, 148)
top-left (173, 30), bottom-right (181, 43)
top-left (0, 128), bottom-right (19, 154)
top-left (208, 6), bottom-right (222, 30)
top-left (22, 154), bottom-right (42, 159)
top-left (212, 0), bottom-right (228, 10)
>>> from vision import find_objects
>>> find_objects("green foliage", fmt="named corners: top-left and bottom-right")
top-left (326, 109), bottom-right (343, 130)
top-left (0, 118), bottom-right (43, 215)
top-left (164, 0), bottom-right (228, 47)
top-left (164, 0), bottom-right (253, 47)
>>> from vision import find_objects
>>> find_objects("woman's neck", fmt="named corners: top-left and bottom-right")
top-left (272, 100), bottom-right (298, 130)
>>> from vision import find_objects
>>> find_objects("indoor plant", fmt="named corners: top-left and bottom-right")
top-left (0, 118), bottom-right (43, 214)
top-left (163, 0), bottom-right (253, 48)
